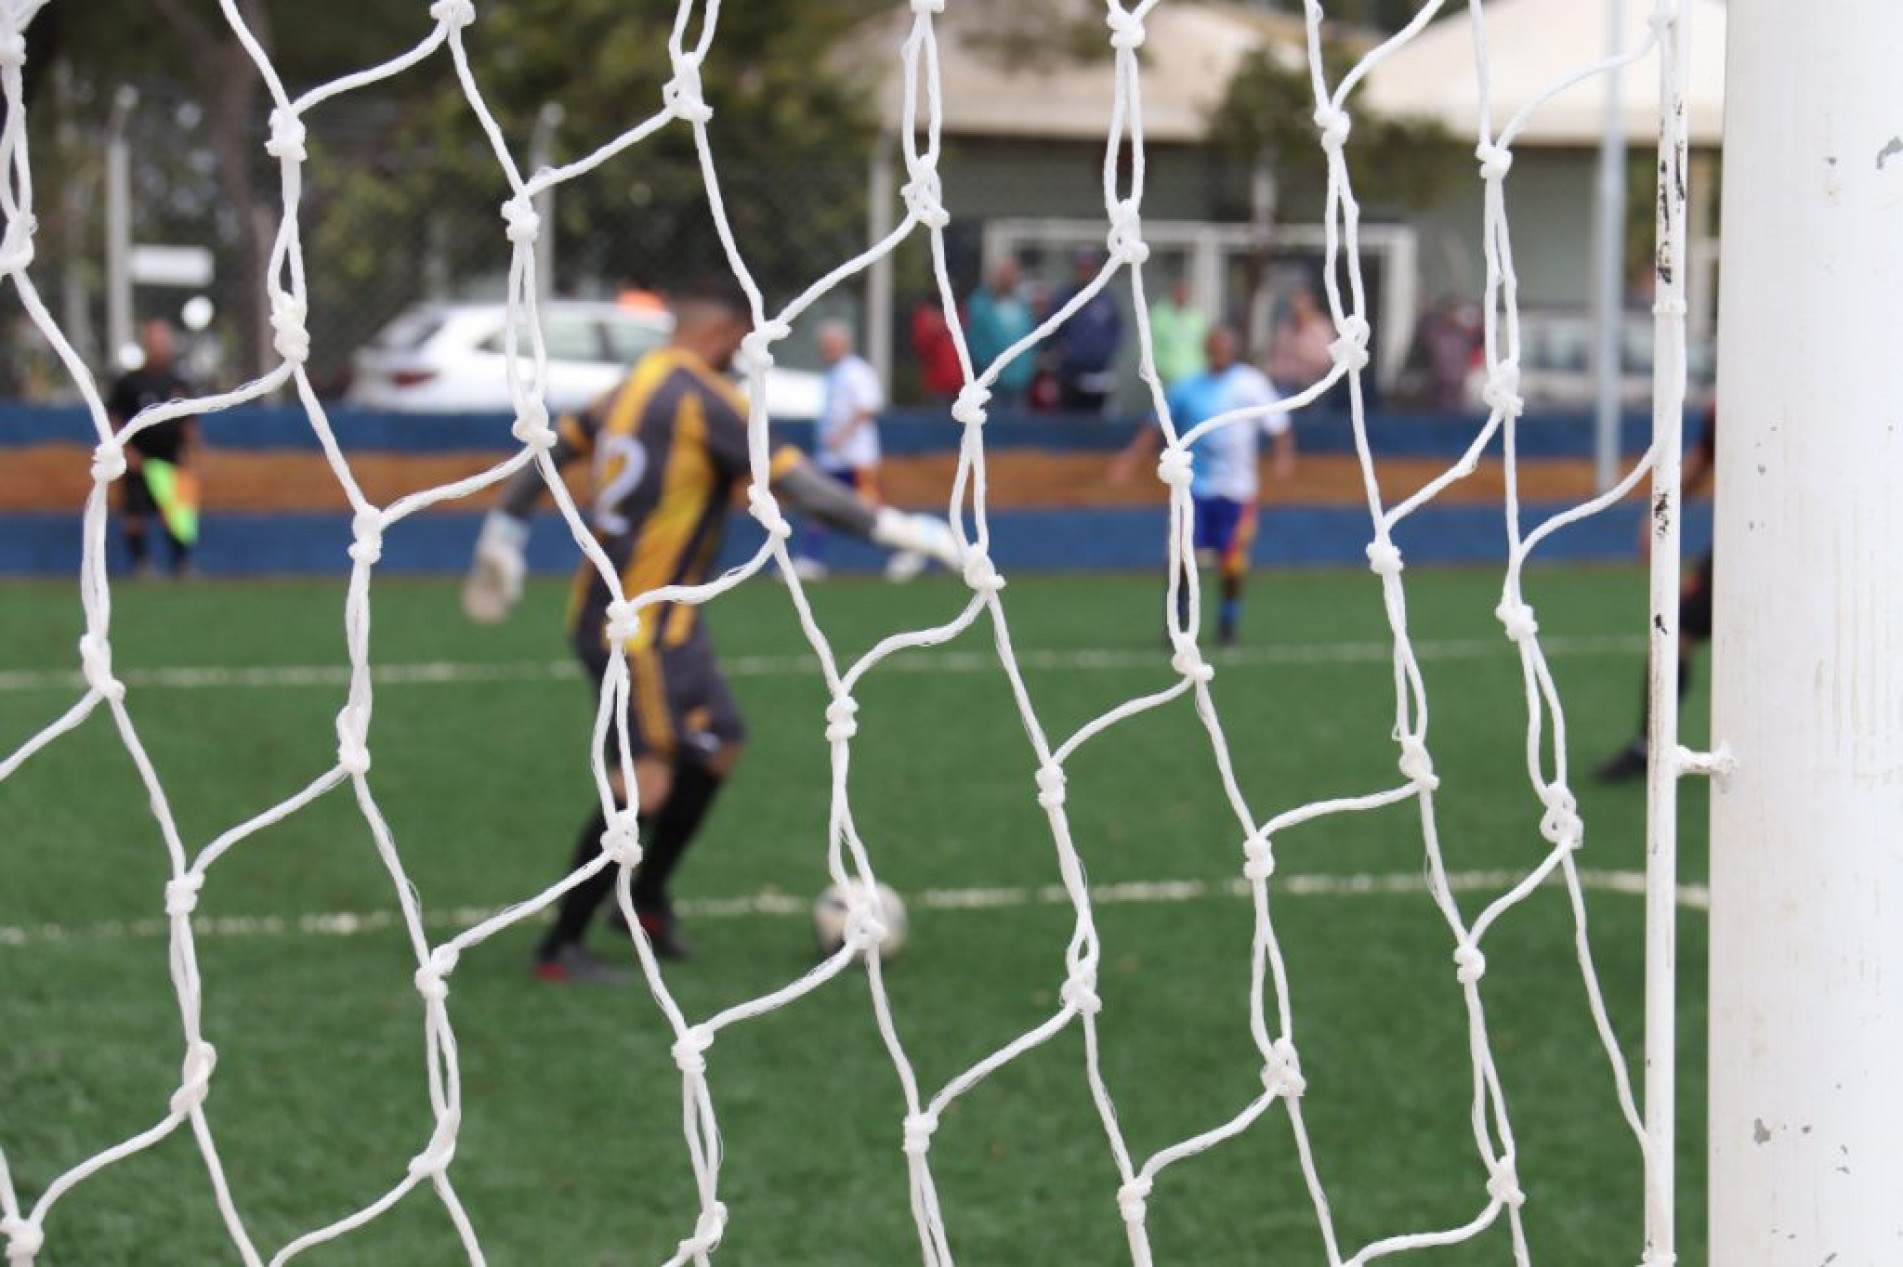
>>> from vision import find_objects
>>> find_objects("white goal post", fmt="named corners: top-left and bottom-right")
top-left (1708, 1), bottom-right (1903, 1261)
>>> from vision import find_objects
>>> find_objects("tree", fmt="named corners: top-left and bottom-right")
top-left (1208, 34), bottom-right (1462, 346)
top-left (33, 2), bottom-right (422, 377)
top-left (421, 0), bottom-right (890, 296)
top-left (1211, 38), bottom-right (1462, 222)
top-left (145, 0), bottom-right (275, 379)
top-left (37, 3), bottom-right (883, 379)
top-left (1245, 0), bottom-right (1424, 34)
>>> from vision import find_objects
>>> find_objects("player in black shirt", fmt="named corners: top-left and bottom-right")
top-left (106, 319), bottom-right (198, 577)
top-left (1595, 407), bottom-right (1717, 782)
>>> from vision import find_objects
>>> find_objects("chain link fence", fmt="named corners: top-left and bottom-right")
top-left (3, 77), bottom-right (1429, 415)
top-left (2, 81), bottom-right (876, 400)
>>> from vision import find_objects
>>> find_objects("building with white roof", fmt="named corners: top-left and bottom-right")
top-left (851, 0), bottom-right (1723, 402)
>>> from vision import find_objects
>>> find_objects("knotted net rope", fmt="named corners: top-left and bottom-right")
top-left (0, 1), bottom-right (1693, 1263)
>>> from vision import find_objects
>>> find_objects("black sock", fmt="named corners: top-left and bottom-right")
top-left (537, 764), bottom-right (727, 958)
top-left (125, 526), bottom-right (148, 570)
top-left (1629, 657), bottom-right (1694, 754)
top-left (1218, 576), bottom-right (1243, 643)
top-left (538, 806), bottom-right (612, 959)
top-left (632, 762), bottom-right (724, 915)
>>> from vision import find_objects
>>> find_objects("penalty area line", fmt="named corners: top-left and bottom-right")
top-left (0, 634), bottom-right (1642, 695)
top-left (0, 867), bottom-right (1706, 951)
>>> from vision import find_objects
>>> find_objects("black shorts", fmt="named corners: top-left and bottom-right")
top-left (1681, 552), bottom-right (1714, 642)
top-left (120, 470), bottom-right (159, 519)
top-left (574, 625), bottom-right (746, 766)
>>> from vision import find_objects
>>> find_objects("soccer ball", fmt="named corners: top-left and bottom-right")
top-left (813, 880), bottom-right (909, 959)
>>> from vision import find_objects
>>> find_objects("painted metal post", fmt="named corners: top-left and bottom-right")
top-left (1640, 2), bottom-right (1687, 1259)
top-left (1383, 228), bottom-right (1418, 388)
top-left (1591, 0), bottom-right (1628, 493)
top-left (1245, 147), bottom-right (1277, 356)
top-left (54, 63), bottom-right (95, 367)
top-left (529, 102), bottom-right (563, 302)
top-left (1709, 1), bottom-right (1903, 1262)
top-left (865, 132), bottom-right (896, 397)
top-left (104, 85), bottom-right (137, 369)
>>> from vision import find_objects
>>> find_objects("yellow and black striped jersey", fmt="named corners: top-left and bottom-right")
top-left (559, 347), bottom-right (801, 650)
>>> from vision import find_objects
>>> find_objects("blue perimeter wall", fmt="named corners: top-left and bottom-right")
top-left (0, 403), bottom-right (1710, 576)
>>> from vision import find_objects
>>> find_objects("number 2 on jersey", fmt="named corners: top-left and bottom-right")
top-left (594, 434), bottom-right (648, 535)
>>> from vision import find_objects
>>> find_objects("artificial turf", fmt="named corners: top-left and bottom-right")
top-left (0, 566), bottom-right (1709, 1265)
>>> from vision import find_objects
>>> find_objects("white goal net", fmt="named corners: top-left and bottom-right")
top-left (0, 1), bottom-right (1700, 1264)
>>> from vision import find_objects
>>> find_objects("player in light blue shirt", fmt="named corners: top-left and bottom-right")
top-left (1115, 326), bottom-right (1296, 644)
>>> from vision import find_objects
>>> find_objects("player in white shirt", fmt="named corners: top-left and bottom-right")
top-left (816, 319), bottom-right (884, 477)
top-left (1114, 326), bottom-right (1296, 644)
top-left (796, 319), bottom-right (922, 579)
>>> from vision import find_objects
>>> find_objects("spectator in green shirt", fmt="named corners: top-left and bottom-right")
top-left (1149, 275), bottom-right (1209, 388)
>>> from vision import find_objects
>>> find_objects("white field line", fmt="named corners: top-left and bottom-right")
top-left (0, 867), bottom-right (1706, 951)
top-left (0, 633), bottom-right (1642, 695)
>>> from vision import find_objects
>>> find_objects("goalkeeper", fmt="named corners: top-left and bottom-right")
top-left (464, 278), bottom-right (959, 980)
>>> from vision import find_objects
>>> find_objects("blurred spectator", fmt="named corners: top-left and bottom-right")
top-left (813, 318), bottom-right (884, 491)
top-left (1149, 275), bottom-right (1208, 387)
top-left (1425, 296), bottom-right (1482, 412)
top-left (108, 319), bottom-right (200, 578)
top-left (965, 258), bottom-right (1036, 407)
top-left (1397, 294), bottom-right (1483, 411)
top-left (1053, 250), bottom-right (1122, 414)
top-left (1028, 362), bottom-right (1062, 412)
top-left (1266, 286), bottom-right (1336, 397)
top-left (617, 274), bottom-right (668, 316)
top-left (1026, 273), bottom-right (1061, 411)
top-left (796, 318), bottom-right (926, 581)
top-left (6, 313), bottom-right (61, 401)
top-left (909, 298), bottom-right (963, 402)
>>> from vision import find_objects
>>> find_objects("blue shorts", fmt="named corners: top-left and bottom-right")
top-left (1192, 496), bottom-right (1257, 577)
top-left (820, 463), bottom-right (880, 503)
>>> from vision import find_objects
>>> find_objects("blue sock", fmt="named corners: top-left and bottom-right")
top-left (1219, 598), bottom-right (1240, 639)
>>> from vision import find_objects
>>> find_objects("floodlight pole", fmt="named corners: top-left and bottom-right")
top-left (529, 102), bottom-right (563, 302)
top-left (1709, 1), bottom-right (1903, 1263)
top-left (1590, 0), bottom-right (1627, 493)
top-left (1247, 146), bottom-right (1277, 355)
top-left (54, 63), bottom-right (96, 366)
top-left (104, 84), bottom-right (137, 367)
top-left (865, 132), bottom-right (896, 396)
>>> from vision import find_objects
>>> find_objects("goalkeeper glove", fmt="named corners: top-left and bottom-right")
top-left (871, 509), bottom-right (961, 572)
top-left (462, 511), bottom-right (529, 624)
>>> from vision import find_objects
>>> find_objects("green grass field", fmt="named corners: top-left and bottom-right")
top-left (0, 567), bottom-right (1709, 1265)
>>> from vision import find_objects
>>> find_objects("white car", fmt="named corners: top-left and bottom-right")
top-left (1462, 308), bottom-right (1717, 413)
top-left (345, 300), bottom-right (825, 420)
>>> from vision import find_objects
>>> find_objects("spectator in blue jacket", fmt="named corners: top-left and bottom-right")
top-left (1053, 250), bottom-right (1123, 414)
top-left (965, 258), bottom-right (1037, 408)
